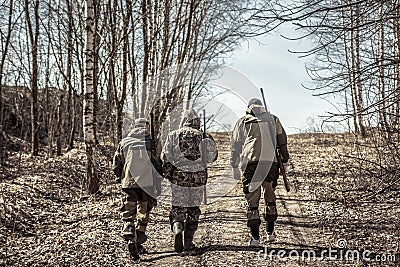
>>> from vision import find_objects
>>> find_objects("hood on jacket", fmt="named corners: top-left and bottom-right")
top-left (246, 104), bottom-right (266, 115)
top-left (127, 118), bottom-right (150, 137)
top-left (248, 98), bottom-right (263, 107)
top-left (180, 109), bottom-right (200, 129)
top-left (245, 104), bottom-right (271, 122)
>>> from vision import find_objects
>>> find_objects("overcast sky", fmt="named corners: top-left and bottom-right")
top-left (225, 25), bottom-right (335, 134)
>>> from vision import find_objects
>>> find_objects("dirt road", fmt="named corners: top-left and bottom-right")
top-left (123, 133), bottom-right (334, 266)
top-left (3, 133), bottom-right (398, 266)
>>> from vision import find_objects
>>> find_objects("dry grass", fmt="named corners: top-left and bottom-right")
top-left (1, 132), bottom-right (399, 266)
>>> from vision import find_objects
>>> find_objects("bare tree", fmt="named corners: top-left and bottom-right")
top-left (391, 0), bottom-right (400, 128)
top-left (377, 1), bottom-right (388, 131)
top-left (24, 0), bottom-right (40, 156)
top-left (0, 0), bottom-right (14, 166)
top-left (0, 0), bottom-right (14, 129)
top-left (352, 2), bottom-right (366, 137)
top-left (274, 0), bottom-right (400, 196)
top-left (1, 0), bottom-right (282, 194)
top-left (65, 0), bottom-right (75, 151)
top-left (83, 0), bottom-right (99, 194)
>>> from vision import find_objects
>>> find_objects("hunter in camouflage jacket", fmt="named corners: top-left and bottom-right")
top-left (162, 109), bottom-right (218, 253)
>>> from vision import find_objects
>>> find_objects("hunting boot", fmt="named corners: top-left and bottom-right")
top-left (123, 224), bottom-right (139, 261)
top-left (135, 229), bottom-right (148, 254)
top-left (121, 223), bottom-right (140, 260)
top-left (266, 222), bottom-right (276, 242)
top-left (265, 202), bottom-right (278, 242)
top-left (172, 221), bottom-right (184, 253)
top-left (183, 220), bottom-right (198, 253)
top-left (128, 239), bottom-right (140, 261)
top-left (249, 225), bottom-right (260, 247)
top-left (136, 229), bottom-right (148, 245)
top-left (121, 222), bottom-right (136, 240)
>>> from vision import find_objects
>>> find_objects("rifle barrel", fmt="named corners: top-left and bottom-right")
top-left (150, 113), bottom-right (155, 140)
top-left (259, 88), bottom-right (290, 192)
top-left (202, 109), bottom-right (207, 204)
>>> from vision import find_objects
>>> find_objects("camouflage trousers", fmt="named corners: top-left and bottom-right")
top-left (169, 184), bottom-right (203, 231)
top-left (170, 183), bottom-right (204, 207)
top-left (169, 206), bottom-right (201, 233)
top-left (121, 187), bottom-right (154, 240)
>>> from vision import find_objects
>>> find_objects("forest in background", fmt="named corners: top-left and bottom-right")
top-left (0, 0), bottom-right (399, 196)
top-left (1, 1), bottom-right (399, 265)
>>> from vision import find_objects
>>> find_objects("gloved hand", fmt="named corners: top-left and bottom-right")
top-left (233, 168), bottom-right (241, 180)
top-left (279, 163), bottom-right (289, 175)
top-left (283, 163), bottom-right (289, 173)
top-left (152, 198), bottom-right (158, 207)
top-left (243, 184), bottom-right (250, 194)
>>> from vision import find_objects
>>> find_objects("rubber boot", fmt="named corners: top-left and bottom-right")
top-left (128, 238), bottom-right (139, 261)
top-left (250, 225), bottom-right (260, 240)
top-left (136, 243), bottom-right (147, 254)
top-left (121, 223), bottom-right (140, 260)
top-left (248, 225), bottom-right (260, 247)
top-left (266, 221), bottom-right (276, 242)
top-left (183, 229), bottom-right (196, 251)
top-left (136, 229), bottom-right (148, 245)
top-left (172, 222), bottom-right (184, 253)
top-left (183, 220), bottom-right (198, 254)
top-left (121, 222), bottom-right (136, 241)
top-left (266, 222), bottom-right (275, 235)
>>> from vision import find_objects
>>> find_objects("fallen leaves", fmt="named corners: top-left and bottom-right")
top-left (1, 132), bottom-right (399, 266)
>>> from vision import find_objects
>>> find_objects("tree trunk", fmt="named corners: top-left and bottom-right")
top-left (378, 2), bottom-right (388, 132)
top-left (45, 2), bottom-right (53, 156)
top-left (392, 0), bottom-right (400, 128)
top-left (354, 3), bottom-right (366, 137)
top-left (342, 1), bottom-right (358, 133)
top-left (25, 0), bottom-right (40, 156)
top-left (94, 1), bottom-right (101, 145)
top-left (0, 0), bottom-right (14, 128)
top-left (84, 0), bottom-right (99, 194)
top-left (0, 0), bottom-right (14, 163)
top-left (56, 1), bottom-right (64, 156)
top-left (141, 0), bottom-right (150, 116)
top-left (116, 0), bottom-right (131, 140)
top-left (65, 0), bottom-right (74, 150)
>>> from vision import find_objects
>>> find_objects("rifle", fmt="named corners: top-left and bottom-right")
top-left (260, 88), bottom-right (290, 192)
top-left (150, 113), bottom-right (162, 198)
top-left (276, 147), bottom-right (290, 192)
top-left (202, 109), bottom-right (208, 204)
top-left (150, 113), bottom-right (155, 141)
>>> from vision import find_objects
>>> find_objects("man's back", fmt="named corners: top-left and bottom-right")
top-left (113, 124), bottom-right (155, 189)
top-left (231, 104), bottom-right (280, 168)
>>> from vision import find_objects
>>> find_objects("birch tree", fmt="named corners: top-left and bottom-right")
top-left (391, 0), bottom-right (400, 128)
top-left (274, 0), bottom-right (400, 193)
top-left (83, 0), bottom-right (99, 194)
